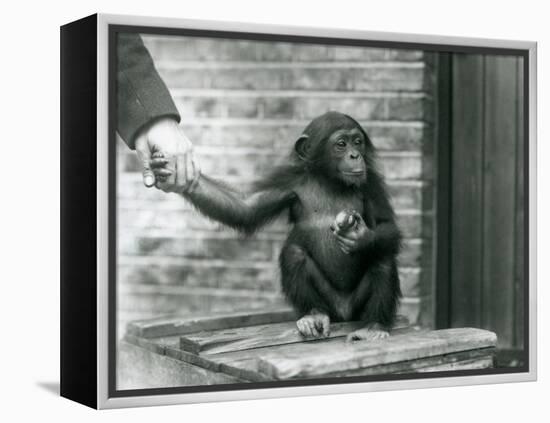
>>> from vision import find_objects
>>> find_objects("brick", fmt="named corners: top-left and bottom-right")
top-left (175, 97), bottom-right (228, 118)
top-left (119, 208), bottom-right (221, 232)
top-left (387, 181), bottom-right (434, 209)
top-left (286, 68), bottom-right (354, 91)
top-left (379, 153), bottom-right (433, 180)
top-left (144, 36), bottom-right (423, 63)
top-left (143, 36), bottom-right (262, 61)
top-left (258, 43), bottom-right (351, 62)
top-left (352, 67), bottom-right (425, 91)
top-left (397, 297), bottom-right (422, 325)
top-left (174, 95), bottom-right (394, 120)
top-left (399, 267), bottom-right (432, 297)
top-left (160, 67), bottom-right (426, 92)
top-left (118, 262), bottom-right (279, 291)
top-left (182, 124), bottom-right (302, 149)
top-left (396, 212), bottom-right (433, 239)
top-left (387, 96), bottom-right (432, 120)
top-left (122, 236), bottom-right (274, 261)
top-left (118, 288), bottom-right (285, 313)
top-left (387, 49), bottom-right (426, 61)
top-left (368, 125), bottom-right (432, 152)
top-left (399, 239), bottom-right (432, 267)
top-left (332, 46), bottom-right (387, 61)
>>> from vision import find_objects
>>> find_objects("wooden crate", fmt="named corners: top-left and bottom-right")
top-left (118, 308), bottom-right (497, 389)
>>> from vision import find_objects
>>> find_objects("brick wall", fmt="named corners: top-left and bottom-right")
top-left (117, 34), bottom-right (436, 336)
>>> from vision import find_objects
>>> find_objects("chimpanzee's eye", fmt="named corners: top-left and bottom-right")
top-left (337, 140), bottom-right (346, 147)
top-left (353, 138), bottom-right (362, 145)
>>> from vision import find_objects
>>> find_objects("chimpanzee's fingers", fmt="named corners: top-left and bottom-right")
top-left (312, 320), bottom-right (323, 337)
top-left (336, 234), bottom-right (356, 246)
top-left (311, 320), bottom-right (324, 338)
top-left (315, 317), bottom-right (330, 337)
top-left (150, 157), bottom-right (170, 168)
top-left (323, 322), bottom-right (330, 337)
top-left (338, 244), bottom-right (351, 255)
top-left (330, 225), bottom-right (343, 237)
top-left (351, 210), bottom-right (363, 222)
top-left (306, 320), bottom-right (319, 337)
top-left (298, 320), bottom-right (311, 337)
top-left (152, 168), bottom-right (173, 177)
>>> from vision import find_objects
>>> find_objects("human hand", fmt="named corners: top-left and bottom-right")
top-left (134, 117), bottom-right (194, 187)
top-left (330, 210), bottom-right (374, 254)
top-left (150, 150), bottom-right (200, 194)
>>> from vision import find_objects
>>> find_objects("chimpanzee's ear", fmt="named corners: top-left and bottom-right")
top-left (294, 134), bottom-right (310, 161)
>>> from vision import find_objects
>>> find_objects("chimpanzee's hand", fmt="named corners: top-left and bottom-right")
top-left (296, 310), bottom-right (330, 338)
top-left (331, 211), bottom-right (375, 254)
top-left (134, 117), bottom-right (196, 188)
top-left (150, 149), bottom-right (200, 194)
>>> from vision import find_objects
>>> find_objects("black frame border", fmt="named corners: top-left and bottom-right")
top-left (107, 23), bottom-right (531, 400)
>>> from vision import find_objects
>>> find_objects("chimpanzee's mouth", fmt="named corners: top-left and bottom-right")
top-left (341, 170), bottom-right (365, 176)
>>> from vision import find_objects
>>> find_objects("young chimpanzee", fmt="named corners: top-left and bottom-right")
top-left (151, 111), bottom-right (402, 342)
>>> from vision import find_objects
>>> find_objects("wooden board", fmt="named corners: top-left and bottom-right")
top-left (126, 307), bottom-right (296, 338)
top-left (256, 328), bottom-right (497, 380)
top-left (323, 348), bottom-right (494, 377)
top-left (118, 341), bottom-right (242, 390)
top-left (206, 326), bottom-right (420, 380)
top-left (122, 311), bottom-right (497, 384)
top-left (482, 55), bottom-right (520, 347)
top-left (180, 315), bottom-right (410, 355)
top-left (447, 54), bottom-right (525, 349)
top-left (450, 54), bottom-right (484, 329)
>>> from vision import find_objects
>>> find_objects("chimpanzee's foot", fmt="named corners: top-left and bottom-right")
top-left (296, 310), bottom-right (330, 338)
top-left (346, 324), bottom-right (389, 343)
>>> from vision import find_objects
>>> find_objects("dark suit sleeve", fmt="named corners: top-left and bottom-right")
top-left (116, 33), bottom-right (181, 149)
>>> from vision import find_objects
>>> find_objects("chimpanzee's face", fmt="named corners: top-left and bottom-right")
top-left (327, 127), bottom-right (367, 187)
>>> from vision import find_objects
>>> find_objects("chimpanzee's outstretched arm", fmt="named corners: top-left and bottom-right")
top-left (182, 174), bottom-right (296, 234)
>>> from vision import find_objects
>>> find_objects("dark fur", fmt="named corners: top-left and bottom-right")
top-left (184, 111), bottom-right (402, 328)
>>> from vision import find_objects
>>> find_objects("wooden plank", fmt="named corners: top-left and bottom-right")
top-left (180, 315), bottom-right (409, 355)
top-left (117, 341), bottom-right (243, 389)
top-left (208, 327), bottom-right (418, 375)
top-left (256, 328), bottom-right (496, 380)
top-left (124, 333), bottom-right (223, 372)
top-left (435, 52), bottom-right (452, 329)
top-left (482, 56), bottom-right (518, 348)
top-left (323, 348), bottom-right (494, 377)
top-left (126, 307), bottom-right (297, 338)
top-left (413, 355), bottom-right (493, 373)
top-left (450, 54), bottom-right (484, 328)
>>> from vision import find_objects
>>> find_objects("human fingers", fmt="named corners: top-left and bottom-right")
top-left (176, 154), bottom-right (189, 189)
top-left (134, 139), bottom-right (156, 188)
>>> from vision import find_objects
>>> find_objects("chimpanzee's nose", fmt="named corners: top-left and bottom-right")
top-left (350, 152), bottom-right (359, 160)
